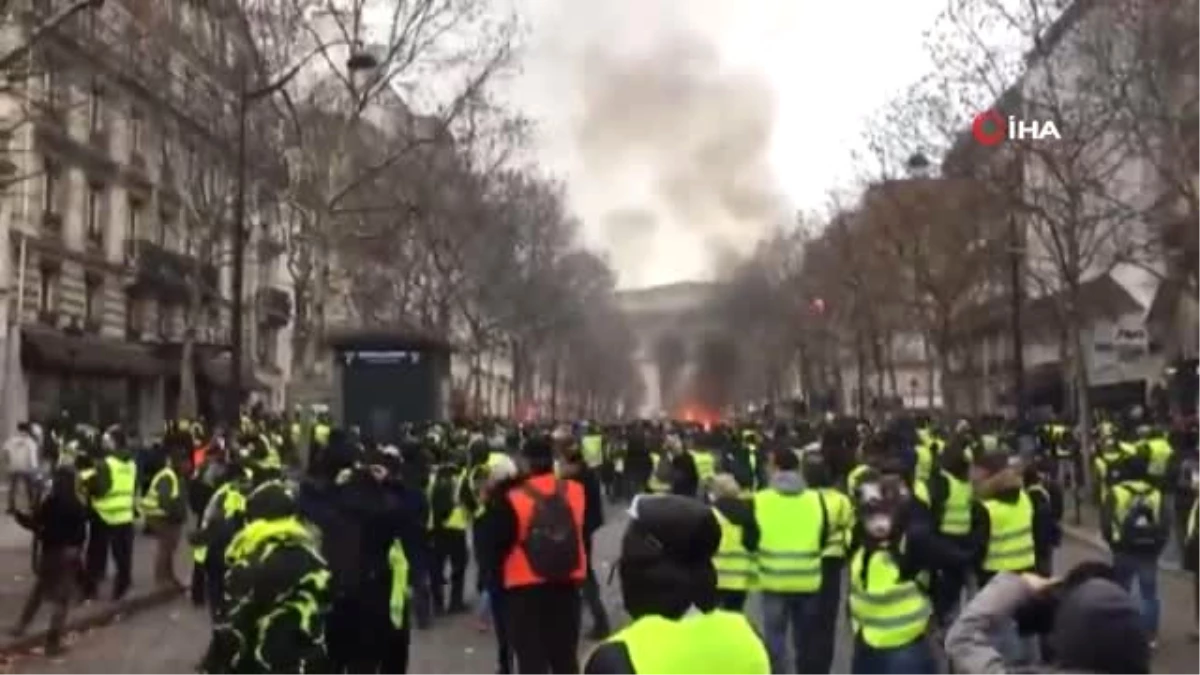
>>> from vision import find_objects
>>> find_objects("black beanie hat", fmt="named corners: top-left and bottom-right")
top-left (1050, 578), bottom-right (1150, 674)
top-left (621, 494), bottom-right (720, 566)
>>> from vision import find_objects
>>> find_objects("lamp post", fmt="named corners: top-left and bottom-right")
top-left (228, 50), bottom-right (378, 425)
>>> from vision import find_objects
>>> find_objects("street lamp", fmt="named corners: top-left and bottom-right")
top-left (228, 50), bottom-right (379, 425)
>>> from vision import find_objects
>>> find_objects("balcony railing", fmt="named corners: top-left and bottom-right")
top-left (125, 238), bottom-right (220, 303)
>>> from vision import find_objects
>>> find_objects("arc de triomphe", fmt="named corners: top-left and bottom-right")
top-left (616, 282), bottom-right (720, 418)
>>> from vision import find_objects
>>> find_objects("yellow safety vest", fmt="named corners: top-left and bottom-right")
top-left (753, 489), bottom-right (823, 592)
top-left (847, 464), bottom-right (870, 495)
top-left (388, 540), bottom-right (410, 628)
top-left (598, 611), bottom-right (771, 674)
top-left (712, 506), bottom-right (754, 591)
top-left (1108, 480), bottom-right (1162, 544)
top-left (194, 479), bottom-right (244, 564)
top-left (981, 491), bottom-right (1035, 572)
top-left (141, 466), bottom-right (179, 518)
top-left (581, 435), bottom-right (604, 469)
top-left (849, 546), bottom-right (931, 649)
top-left (313, 423), bottom-right (331, 447)
top-left (690, 450), bottom-right (716, 484)
top-left (940, 472), bottom-right (973, 536)
top-left (818, 487), bottom-right (853, 559)
top-left (648, 453), bottom-right (671, 493)
top-left (93, 456), bottom-right (137, 525)
top-left (1146, 437), bottom-right (1173, 479)
top-left (428, 469), bottom-right (469, 530)
top-left (915, 442), bottom-right (937, 483)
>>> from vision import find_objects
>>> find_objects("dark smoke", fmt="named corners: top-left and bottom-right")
top-left (691, 332), bottom-right (740, 411)
top-left (574, 32), bottom-right (784, 283)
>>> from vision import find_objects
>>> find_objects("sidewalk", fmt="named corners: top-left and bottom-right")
top-left (0, 519), bottom-right (185, 654)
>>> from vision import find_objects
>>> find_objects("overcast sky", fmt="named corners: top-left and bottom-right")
top-left (502, 0), bottom-right (946, 288)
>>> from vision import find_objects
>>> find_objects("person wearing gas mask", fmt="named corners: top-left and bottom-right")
top-left (79, 426), bottom-right (137, 602)
top-left (583, 494), bottom-right (770, 674)
top-left (945, 563), bottom-right (1151, 674)
top-left (848, 473), bottom-right (941, 674)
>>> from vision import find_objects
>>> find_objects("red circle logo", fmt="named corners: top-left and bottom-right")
top-left (972, 110), bottom-right (1006, 146)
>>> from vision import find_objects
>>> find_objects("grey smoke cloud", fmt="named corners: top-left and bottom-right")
top-left (572, 32), bottom-right (785, 286)
top-left (601, 208), bottom-right (659, 288)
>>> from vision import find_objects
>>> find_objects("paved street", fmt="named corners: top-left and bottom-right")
top-left (7, 506), bottom-right (1197, 675)
top-left (0, 512), bottom-right (184, 653)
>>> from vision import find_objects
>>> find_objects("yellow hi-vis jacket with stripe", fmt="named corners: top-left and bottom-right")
top-left (752, 488), bottom-right (823, 592)
top-left (981, 491), bottom-right (1035, 572)
top-left (92, 456), bottom-right (138, 525)
top-left (849, 544), bottom-right (931, 649)
top-left (817, 487), bottom-right (854, 559)
top-left (712, 505), bottom-right (755, 591)
top-left (595, 610), bottom-right (770, 674)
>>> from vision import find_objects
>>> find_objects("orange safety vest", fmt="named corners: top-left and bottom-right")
top-left (191, 443), bottom-right (209, 472)
top-left (501, 473), bottom-right (587, 589)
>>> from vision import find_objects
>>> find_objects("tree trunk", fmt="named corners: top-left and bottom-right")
top-left (1068, 302), bottom-right (1095, 486)
top-left (925, 333), bottom-right (936, 409)
top-left (854, 331), bottom-right (867, 417)
top-left (178, 279), bottom-right (202, 420)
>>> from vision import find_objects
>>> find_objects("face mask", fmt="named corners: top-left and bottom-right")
top-left (865, 514), bottom-right (893, 539)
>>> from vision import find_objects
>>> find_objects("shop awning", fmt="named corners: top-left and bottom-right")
top-left (21, 326), bottom-right (163, 378)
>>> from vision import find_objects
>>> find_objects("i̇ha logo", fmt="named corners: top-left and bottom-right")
top-left (971, 110), bottom-right (1061, 146)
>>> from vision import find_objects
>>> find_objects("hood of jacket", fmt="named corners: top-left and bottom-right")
top-left (976, 467), bottom-right (1023, 502)
top-left (769, 470), bottom-right (805, 495)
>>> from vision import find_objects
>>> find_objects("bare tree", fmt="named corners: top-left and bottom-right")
top-left (927, 0), bottom-right (1181, 463)
top-left (239, 0), bottom-right (518, 380)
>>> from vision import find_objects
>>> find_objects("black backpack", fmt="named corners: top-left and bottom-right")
top-left (520, 481), bottom-right (580, 581)
top-left (429, 469), bottom-right (458, 527)
top-left (1118, 485), bottom-right (1163, 551)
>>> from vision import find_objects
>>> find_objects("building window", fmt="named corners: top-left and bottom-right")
top-left (128, 197), bottom-right (143, 240)
top-left (157, 208), bottom-right (171, 246)
top-left (84, 277), bottom-right (101, 322)
top-left (37, 266), bottom-right (57, 312)
top-left (42, 160), bottom-right (59, 214)
top-left (257, 325), bottom-right (277, 367)
top-left (125, 291), bottom-right (144, 335)
top-left (86, 184), bottom-right (104, 244)
top-left (157, 301), bottom-right (170, 338)
top-left (130, 106), bottom-right (143, 153)
top-left (88, 79), bottom-right (105, 133)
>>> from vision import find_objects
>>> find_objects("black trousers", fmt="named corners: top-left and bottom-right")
top-left (430, 528), bottom-right (468, 610)
top-left (717, 589), bottom-right (747, 611)
top-left (84, 518), bottom-right (133, 601)
top-left (506, 584), bottom-right (582, 674)
top-left (490, 588), bottom-right (514, 673)
top-left (582, 542), bottom-right (611, 635)
top-left (812, 557), bottom-right (844, 674)
top-left (338, 614), bottom-right (412, 672)
top-left (190, 558), bottom-right (207, 606)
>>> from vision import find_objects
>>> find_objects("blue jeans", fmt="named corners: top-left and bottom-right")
top-left (1112, 551), bottom-right (1160, 637)
top-left (851, 635), bottom-right (937, 674)
top-left (760, 591), bottom-right (819, 674)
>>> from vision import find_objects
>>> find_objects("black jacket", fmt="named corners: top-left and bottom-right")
top-left (16, 492), bottom-right (87, 550)
top-left (712, 496), bottom-right (760, 552)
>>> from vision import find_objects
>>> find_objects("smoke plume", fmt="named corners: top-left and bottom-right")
top-left (572, 32), bottom-right (785, 286)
